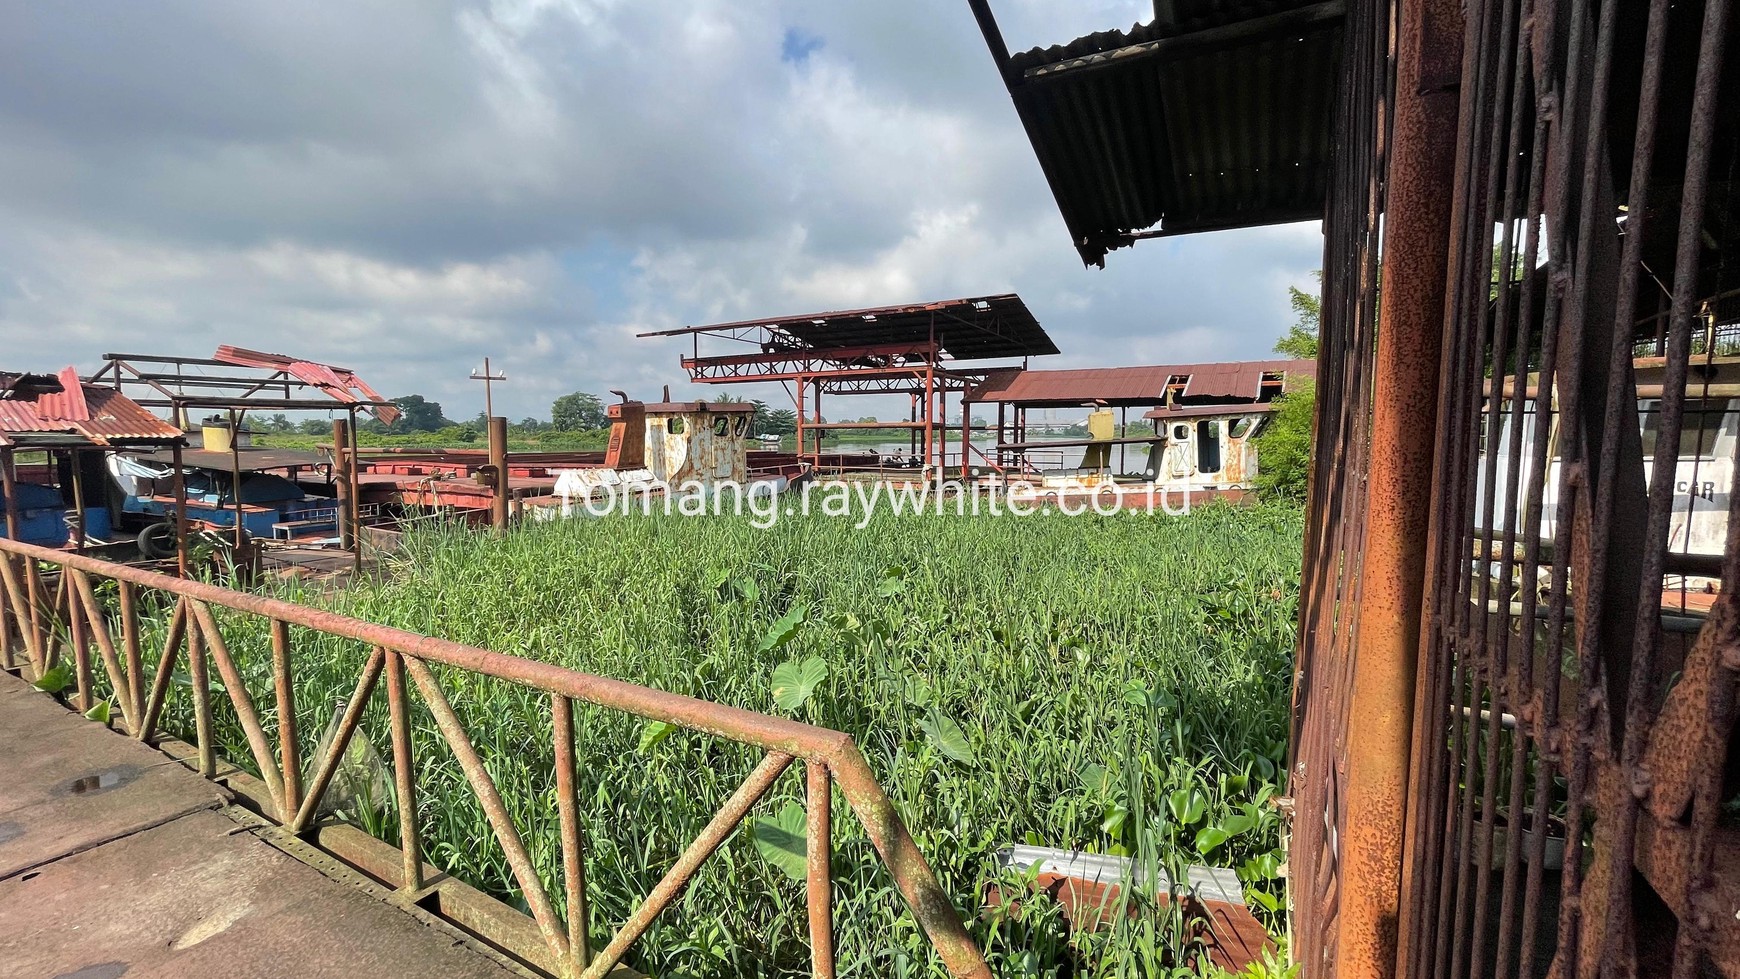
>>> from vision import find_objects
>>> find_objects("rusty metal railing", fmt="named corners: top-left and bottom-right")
top-left (0, 536), bottom-right (990, 979)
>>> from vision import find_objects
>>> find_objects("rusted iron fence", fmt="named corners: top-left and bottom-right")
top-left (1286, 0), bottom-right (1392, 965)
top-left (1294, 0), bottom-right (1737, 974)
top-left (0, 536), bottom-right (990, 979)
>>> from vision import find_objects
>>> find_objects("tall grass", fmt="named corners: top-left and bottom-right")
top-left (141, 502), bottom-right (1304, 978)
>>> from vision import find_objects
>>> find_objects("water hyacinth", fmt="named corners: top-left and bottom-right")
top-left (133, 500), bottom-right (1304, 978)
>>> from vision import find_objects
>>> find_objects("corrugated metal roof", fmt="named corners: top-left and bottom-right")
top-left (640, 295), bottom-right (1060, 360)
top-left (212, 345), bottom-right (402, 424)
top-left (75, 386), bottom-right (185, 442)
top-left (35, 367), bottom-right (90, 420)
top-left (1144, 401), bottom-right (1279, 420)
top-left (1181, 359), bottom-right (1312, 398)
top-left (972, 0), bottom-right (1343, 266)
top-left (967, 359), bottom-right (1313, 406)
top-left (0, 367), bottom-right (184, 446)
top-left (0, 400), bottom-right (61, 433)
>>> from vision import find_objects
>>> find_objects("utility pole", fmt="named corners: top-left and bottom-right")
top-left (470, 357), bottom-right (507, 419)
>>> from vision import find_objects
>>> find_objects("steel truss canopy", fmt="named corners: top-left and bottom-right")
top-left (968, 0), bottom-right (1345, 267)
top-left (639, 294), bottom-right (1059, 383)
top-left (89, 346), bottom-right (400, 424)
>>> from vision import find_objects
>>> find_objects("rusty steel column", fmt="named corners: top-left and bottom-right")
top-left (796, 378), bottom-right (807, 464)
top-left (2, 447), bottom-right (21, 542)
top-left (1333, 0), bottom-right (1463, 970)
top-left (331, 419), bottom-right (354, 552)
top-left (171, 441), bottom-right (189, 576)
top-left (487, 416), bottom-right (509, 530)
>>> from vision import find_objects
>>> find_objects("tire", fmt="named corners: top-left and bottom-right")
top-left (136, 521), bottom-right (178, 560)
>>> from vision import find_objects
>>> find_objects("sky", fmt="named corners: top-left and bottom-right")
top-left (0, 1), bottom-right (1323, 424)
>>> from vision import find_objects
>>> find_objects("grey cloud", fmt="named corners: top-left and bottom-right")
top-left (0, 0), bottom-right (1321, 423)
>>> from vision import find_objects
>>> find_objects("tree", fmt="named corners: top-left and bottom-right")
top-left (516, 417), bottom-right (546, 433)
top-left (761, 408), bottom-right (798, 436)
top-left (551, 392), bottom-right (607, 431)
top-left (1274, 273), bottom-right (1322, 360)
top-left (390, 395), bottom-right (452, 434)
top-left (298, 418), bottom-right (333, 436)
top-left (1254, 378), bottom-right (1316, 500)
top-left (258, 413), bottom-right (294, 434)
top-left (1255, 272), bottom-right (1323, 499)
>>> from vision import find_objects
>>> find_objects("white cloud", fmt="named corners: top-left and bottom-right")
top-left (0, 0), bottom-right (1322, 423)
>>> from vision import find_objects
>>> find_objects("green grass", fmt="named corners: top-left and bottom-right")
top-left (131, 502), bottom-right (1304, 978)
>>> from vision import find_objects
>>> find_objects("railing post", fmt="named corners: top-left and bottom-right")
top-left (488, 416), bottom-right (510, 530)
top-left (119, 581), bottom-right (144, 726)
top-left (332, 419), bottom-right (355, 553)
top-left (384, 648), bottom-right (422, 892)
top-left (807, 761), bottom-right (835, 979)
top-left (66, 574), bottom-right (92, 711)
top-left (187, 616), bottom-right (216, 777)
top-left (272, 619), bottom-right (302, 819)
top-left (553, 693), bottom-right (592, 973)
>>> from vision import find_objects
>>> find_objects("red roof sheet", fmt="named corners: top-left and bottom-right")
top-left (35, 367), bottom-right (90, 420)
top-left (966, 360), bottom-right (1313, 406)
top-left (0, 367), bottom-right (183, 445)
top-left (213, 346), bottom-right (401, 424)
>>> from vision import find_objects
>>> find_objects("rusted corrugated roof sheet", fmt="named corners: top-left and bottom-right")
top-left (0, 367), bottom-right (183, 446)
top-left (640, 295), bottom-right (1060, 360)
top-left (212, 345), bottom-right (401, 424)
top-left (967, 359), bottom-right (1313, 406)
top-left (1181, 359), bottom-right (1313, 399)
top-left (0, 400), bottom-right (60, 433)
top-left (967, 365), bottom-right (1178, 405)
top-left (970, 0), bottom-right (1343, 266)
top-left (1144, 402), bottom-right (1278, 420)
top-left (35, 368), bottom-right (90, 420)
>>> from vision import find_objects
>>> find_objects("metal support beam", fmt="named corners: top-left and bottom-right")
top-left (1336, 0), bottom-right (1463, 972)
top-left (332, 419), bottom-right (354, 554)
top-left (488, 416), bottom-right (509, 531)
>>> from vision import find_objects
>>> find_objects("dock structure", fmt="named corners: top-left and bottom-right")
top-left (964, 360), bottom-right (1313, 483)
top-left (0, 670), bottom-right (528, 979)
top-left (639, 295), bottom-right (1059, 474)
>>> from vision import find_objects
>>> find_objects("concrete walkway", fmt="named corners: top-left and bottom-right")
top-left (0, 671), bottom-right (528, 979)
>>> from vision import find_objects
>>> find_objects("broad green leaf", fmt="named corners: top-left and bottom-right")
top-left (919, 711), bottom-right (975, 765)
top-left (1080, 763), bottom-right (1115, 796)
top-left (1168, 788), bottom-right (1208, 825)
top-left (750, 801), bottom-right (808, 881)
top-left (1195, 826), bottom-right (1230, 854)
top-left (771, 655), bottom-right (827, 711)
top-left (1221, 812), bottom-right (1256, 837)
top-left (1249, 888), bottom-right (1283, 912)
top-left (875, 566), bottom-right (907, 597)
top-left (32, 663), bottom-right (73, 694)
top-left (638, 720), bottom-right (676, 752)
top-left (84, 699), bottom-right (112, 723)
top-left (1240, 852), bottom-right (1283, 880)
top-left (1121, 681), bottom-right (1150, 709)
top-left (1101, 804), bottom-right (1129, 838)
top-left (758, 606), bottom-right (808, 653)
